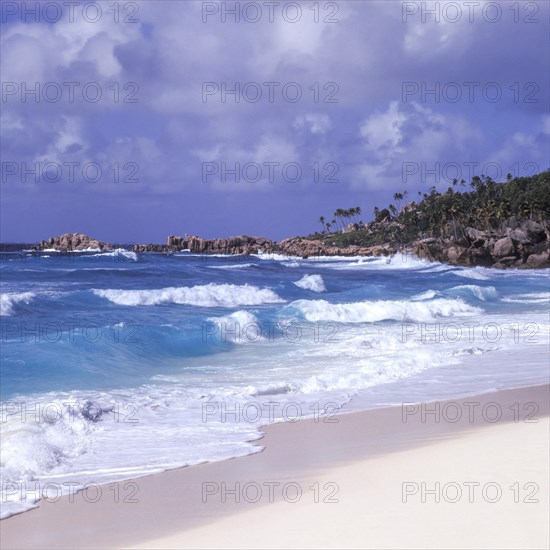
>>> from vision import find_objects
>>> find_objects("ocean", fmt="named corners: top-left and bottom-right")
top-left (1, 249), bottom-right (548, 517)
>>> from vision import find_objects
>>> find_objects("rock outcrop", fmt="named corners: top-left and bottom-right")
top-left (39, 233), bottom-right (111, 252)
top-left (134, 235), bottom-right (395, 258)
top-left (275, 237), bottom-right (393, 258)
top-left (413, 218), bottom-right (549, 268)
top-left (165, 235), bottom-right (274, 254)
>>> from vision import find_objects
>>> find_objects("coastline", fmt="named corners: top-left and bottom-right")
top-left (17, 206), bottom-right (550, 269)
top-left (2, 383), bottom-right (548, 550)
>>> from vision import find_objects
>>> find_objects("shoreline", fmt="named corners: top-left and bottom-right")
top-left (2, 383), bottom-right (548, 549)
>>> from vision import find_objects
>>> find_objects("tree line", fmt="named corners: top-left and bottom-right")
top-left (315, 170), bottom-right (550, 243)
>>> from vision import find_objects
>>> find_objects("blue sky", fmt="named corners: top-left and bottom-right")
top-left (1, 0), bottom-right (549, 242)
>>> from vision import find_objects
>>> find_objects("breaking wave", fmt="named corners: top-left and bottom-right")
top-left (288, 297), bottom-right (482, 323)
top-left (93, 284), bottom-right (284, 307)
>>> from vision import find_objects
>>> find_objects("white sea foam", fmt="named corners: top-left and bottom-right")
top-left (293, 274), bottom-right (326, 292)
top-left (289, 297), bottom-right (482, 323)
top-left (502, 292), bottom-right (550, 304)
top-left (452, 268), bottom-right (491, 281)
top-left (253, 252), bottom-right (294, 261)
top-left (207, 263), bottom-right (254, 270)
top-left (41, 247), bottom-right (103, 253)
top-left (302, 254), bottom-right (442, 271)
top-left (0, 292), bottom-right (35, 316)
top-left (89, 249), bottom-right (138, 261)
top-left (0, 399), bottom-right (95, 517)
top-left (207, 310), bottom-right (261, 343)
top-left (186, 253), bottom-right (247, 258)
top-left (0, 390), bottom-right (262, 519)
top-left (93, 284), bottom-right (284, 307)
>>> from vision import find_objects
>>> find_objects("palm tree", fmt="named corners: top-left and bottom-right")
top-left (448, 202), bottom-right (461, 240)
top-left (318, 216), bottom-right (325, 233)
top-left (393, 192), bottom-right (404, 213)
top-left (333, 209), bottom-right (341, 229)
top-left (334, 209), bottom-right (348, 230)
top-left (342, 209), bottom-right (351, 227)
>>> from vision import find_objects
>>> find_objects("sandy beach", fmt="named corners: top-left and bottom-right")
top-left (1, 383), bottom-right (548, 550)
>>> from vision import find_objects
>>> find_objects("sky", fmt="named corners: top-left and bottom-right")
top-left (1, 0), bottom-right (549, 243)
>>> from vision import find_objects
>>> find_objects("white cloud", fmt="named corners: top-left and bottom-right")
top-left (359, 101), bottom-right (407, 160)
top-left (354, 101), bottom-right (483, 189)
top-left (35, 116), bottom-right (88, 164)
top-left (293, 114), bottom-right (332, 135)
top-left (402, 0), bottom-right (477, 56)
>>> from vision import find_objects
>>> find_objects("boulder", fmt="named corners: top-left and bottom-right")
top-left (498, 256), bottom-right (519, 264)
top-left (509, 228), bottom-right (530, 244)
top-left (522, 220), bottom-right (547, 243)
top-left (447, 245), bottom-right (469, 264)
top-left (513, 258), bottom-right (526, 268)
top-left (499, 217), bottom-right (519, 232)
top-left (524, 252), bottom-right (550, 269)
top-left (531, 241), bottom-right (550, 255)
top-left (467, 246), bottom-right (494, 266)
top-left (493, 237), bottom-right (515, 258)
top-left (465, 227), bottom-right (489, 245)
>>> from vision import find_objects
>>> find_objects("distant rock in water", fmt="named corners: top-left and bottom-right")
top-left (40, 233), bottom-right (111, 252)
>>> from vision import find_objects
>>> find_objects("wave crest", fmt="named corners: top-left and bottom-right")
top-left (0, 292), bottom-right (35, 316)
top-left (93, 284), bottom-right (284, 307)
top-left (90, 249), bottom-right (138, 262)
top-left (289, 297), bottom-right (482, 323)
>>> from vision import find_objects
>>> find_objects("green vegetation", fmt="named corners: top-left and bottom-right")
top-left (312, 170), bottom-right (550, 248)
